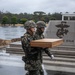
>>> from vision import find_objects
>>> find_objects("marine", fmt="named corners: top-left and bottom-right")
top-left (21, 20), bottom-right (41, 75)
top-left (36, 21), bottom-right (54, 75)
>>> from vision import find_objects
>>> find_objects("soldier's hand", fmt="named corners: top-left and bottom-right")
top-left (50, 54), bottom-right (54, 59)
top-left (22, 56), bottom-right (26, 62)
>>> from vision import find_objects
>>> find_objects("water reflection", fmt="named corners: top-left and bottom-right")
top-left (0, 27), bottom-right (25, 40)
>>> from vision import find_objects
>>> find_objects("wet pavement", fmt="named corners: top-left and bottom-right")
top-left (0, 52), bottom-right (47, 75)
top-left (0, 65), bottom-right (25, 75)
top-left (0, 52), bottom-right (75, 75)
top-left (0, 53), bottom-right (26, 75)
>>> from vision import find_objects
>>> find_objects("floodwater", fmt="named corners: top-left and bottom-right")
top-left (0, 26), bottom-right (25, 40)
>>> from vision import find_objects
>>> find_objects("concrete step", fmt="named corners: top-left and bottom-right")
top-left (10, 42), bottom-right (22, 48)
top-left (6, 47), bottom-right (23, 52)
top-left (53, 45), bottom-right (75, 51)
top-left (0, 45), bottom-right (7, 51)
top-left (6, 42), bottom-right (75, 60)
top-left (44, 65), bottom-right (75, 73)
top-left (6, 47), bottom-right (75, 59)
top-left (43, 60), bottom-right (75, 68)
top-left (43, 54), bottom-right (75, 58)
top-left (43, 56), bottom-right (75, 62)
top-left (0, 55), bottom-right (75, 74)
top-left (6, 50), bottom-right (24, 54)
top-left (6, 47), bottom-right (24, 54)
top-left (9, 42), bottom-right (75, 51)
top-left (55, 55), bottom-right (75, 58)
top-left (50, 49), bottom-right (75, 56)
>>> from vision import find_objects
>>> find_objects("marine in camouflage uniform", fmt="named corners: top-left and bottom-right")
top-left (36, 21), bottom-right (54, 75)
top-left (21, 20), bottom-right (41, 75)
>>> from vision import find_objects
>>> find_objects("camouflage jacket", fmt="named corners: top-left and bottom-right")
top-left (21, 32), bottom-right (42, 70)
top-left (35, 31), bottom-right (52, 63)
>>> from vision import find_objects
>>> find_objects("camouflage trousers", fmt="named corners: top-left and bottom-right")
top-left (25, 67), bottom-right (44, 75)
top-left (25, 70), bottom-right (40, 75)
top-left (24, 60), bottom-right (44, 75)
top-left (39, 66), bottom-right (44, 75)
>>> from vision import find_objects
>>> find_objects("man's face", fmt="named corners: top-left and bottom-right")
top-left (41, 27), bottom-right (45, 33)
top-left (30, 27), bottom-right (36, 32)
top-left (27, 27), bottom-right (36, 35)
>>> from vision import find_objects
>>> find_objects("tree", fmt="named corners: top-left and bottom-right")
top-left (51, 13), bottom-right (62, 20)
top-left (43, 15), bottom-right (50, 22)
top-left (2, 16), bottom-right (8, 26)
top-left (34, 11), bottom-right (46, 15)
top-left (20, 18), bottom-right (27, 24)
top-left (11, 16), bottom-right (17, 26)
top-left (33, 11), bottom-right (46, 21)
top-left (50, 17), bottom-right (56, 20)
top-left (0, 11), bottom-right (63, 25)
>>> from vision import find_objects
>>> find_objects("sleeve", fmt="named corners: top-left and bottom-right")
top-left (21, 36), bottom-right (30, 52)
top-left (43, 48), bottom-right (52, 57)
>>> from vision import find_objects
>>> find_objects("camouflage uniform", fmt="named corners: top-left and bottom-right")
top-left (36, 21), bottom-right (54, 75)
top-left (21, 20), bottom-right (41, 75)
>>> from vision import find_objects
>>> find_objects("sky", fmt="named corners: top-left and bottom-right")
top-left (0, 0), bottom-right (75, 14)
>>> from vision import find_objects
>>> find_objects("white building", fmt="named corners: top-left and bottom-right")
top-left (62, 13), bottom-right (75, 21)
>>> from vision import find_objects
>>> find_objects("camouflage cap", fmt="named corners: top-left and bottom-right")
top-left (24, 20), bottom-right (36, 29)
top-left (36, 21), bottom-right (46, 28)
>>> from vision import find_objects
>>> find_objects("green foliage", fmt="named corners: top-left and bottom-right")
top-left (51, 12), bottom-right (62, 20)
top-left (50, 17), bottom-right (56, 20)
top-left (34, 11), bottom-right (46, 15)
top-left (11, 16), bottom-right (17, 26)
top-left (2, 16), bottom-right (8, 26)
top-left (0, 11), bottom-right (63, 25)
top-left (33, 11), bottom-right (46, 22)
top-left (20, 18), bottom-right (27, 24)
